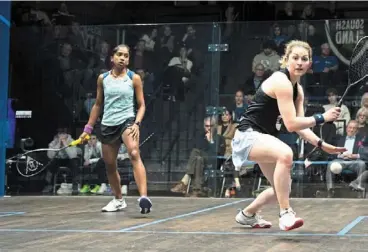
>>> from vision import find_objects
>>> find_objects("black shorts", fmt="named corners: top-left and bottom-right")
top-left (100, 118), bottom-right (135, 144)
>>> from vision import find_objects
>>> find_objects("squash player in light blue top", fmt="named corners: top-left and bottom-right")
top-left (80, 44), bottom-right (152, 214)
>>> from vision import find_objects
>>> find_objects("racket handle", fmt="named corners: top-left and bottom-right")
top-left (337, 100), bottom-right (343, 107)
top-left (70, 135), bottom-right (90, 146)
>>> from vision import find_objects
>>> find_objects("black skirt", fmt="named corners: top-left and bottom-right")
top-left (99, 117), bottom-right (135, 144)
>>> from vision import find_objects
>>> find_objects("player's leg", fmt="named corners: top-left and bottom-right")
top-left (122, 128), bottom-right (152, 214)
top-left (232, 130), bottom-right (302, 230)
top-left (251, 134), bottom-right (302, 230)
top-left (235, 162), bottom-right (277, 228)
top-left (101, 141), bottom-right (126, 212)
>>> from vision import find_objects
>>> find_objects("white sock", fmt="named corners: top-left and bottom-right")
top-left (181, 174), bottom-right (190, 185)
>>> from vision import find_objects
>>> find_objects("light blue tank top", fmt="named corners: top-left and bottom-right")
top-left (101, 70), bottom-right (135, 126)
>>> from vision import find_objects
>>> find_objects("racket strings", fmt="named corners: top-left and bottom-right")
top-left (349, 37), bottom-right (368, 84)
top-left (16, 150), bottom-right (56, 177)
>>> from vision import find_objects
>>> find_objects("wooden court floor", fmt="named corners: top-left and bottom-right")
top-left (0, 196), bottom-right (367, 251)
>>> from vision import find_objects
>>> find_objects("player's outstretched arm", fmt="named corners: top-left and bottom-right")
top-left (274, 72), bottom-right (340, 132)
top-left (294, 84), bottom-right (346, 154)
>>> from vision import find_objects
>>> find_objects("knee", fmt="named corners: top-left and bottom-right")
top-left (129, 148), bottom-right (140, 161)
top-left (104, 159), bottom-right (116, 171)
top-left (277, 147), bottom-right (294, 168)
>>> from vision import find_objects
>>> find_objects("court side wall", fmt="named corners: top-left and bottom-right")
top-left (0, 1), bottom-right (11, 197)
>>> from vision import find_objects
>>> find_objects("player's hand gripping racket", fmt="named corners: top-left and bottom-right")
top-left (10, 135), bottom-right (90, 178)
top-left (303, 38), bottom-right (368, 161)
top-left (337, 36), bottom-right (368, 107)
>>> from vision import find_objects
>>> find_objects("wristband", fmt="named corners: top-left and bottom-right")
top-left (313, 114), bottom-right (325, 125)
top-left (135, 121), bottom-right (141, 127)
top-left (317, 139), bottom-right (323, 148)
top-left (84, 124), bottom-right (93, 134)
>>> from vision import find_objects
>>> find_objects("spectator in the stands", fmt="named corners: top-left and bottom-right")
top-left (80, 134), bottom-right (105, 194)
top-left (244, 63), bottom-right (266, 94)
top-left (182, 25), bottom-right (202, 66)
top-left (326, 120), bottom-right (368, 197)
top-left (157, 25), bottom-right (175, 67)
top-left (165, 46), bottom-right (193, 101)
top-left (42, 127), bottom-right (80, 195)
top-left (171, 116), bottom-right (225, 197)
top-left (312, 43), bottom-right (339, 73)
top-left (271, 24), bottom-right (288, 55)
top-left (323, 88), bottom-right (351, 135)
top-left (356, 107), bottom-right (368, 137)
top-left (306, 24), bottom-right (324, 55)
top-left (252, 40), bottom-right (280, 74)
top-left (140, 28), bottom-right (158, 52)
top-left (232, 90), bottom-right (247, 123)
top-left (360, 93), bottom-right (368, 109)
top-left (301, 4), bottom-right (316, 20)
top-left (276, 2), bottom-right (299, 20)
top-left (131, 39), bottom-right (147, 71)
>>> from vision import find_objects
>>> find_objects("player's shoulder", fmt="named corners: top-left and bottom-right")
top-left (270, 71), bottom-right (292, 90)
top-left (98, 71), bottom-right (111, 82)
top-left (272, 70), bottom-right (290, 82)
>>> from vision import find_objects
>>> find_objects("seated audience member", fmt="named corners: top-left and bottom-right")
top-left (326, 120), bottom-right (368, 197)
top-left (276, 2), bottom-right (299, 21)
top-left (312, 43), bottom-right (339, 73)
top-left (271, 24), bottom-right (288, 55)
top-left (306, 24), bottom-right (324, 55)
top-left (356, 107), bottom-right (368, 137)
top-left (165, 46), bottom-right (193, 101)
top-left (42, 127), bottom-right (80, 195)
top-left (140, 28), bottom-right (158, 52)
top-left (323, 88), bottom-right (351, 135)
top-left (217, 108), bottom-right (240, 197)
top-left (252, 40), bottom-right (280, 74)
top-left (171, 116), bottom-right (226, 197)
top-left (244, 63), bottom-right (266, 93)
top-left (360, 93), bottom-right (368, 110)
top-left (232, 90), bottom-right (247, 123)
top-left (79, 134), bottom-right (106, 194)
top-left (218, 108), bottom-right (237, 158)
top-left (310, 43), bottom-right (340, 88)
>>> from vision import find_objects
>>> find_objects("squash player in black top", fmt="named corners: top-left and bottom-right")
top-left (232, 40), bottom-right (346, 231)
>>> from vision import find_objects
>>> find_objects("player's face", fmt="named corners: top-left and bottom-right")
top-left (112, 47), bottom-right (129, 69)
top-left (287, 47), bottom-right (311, 76)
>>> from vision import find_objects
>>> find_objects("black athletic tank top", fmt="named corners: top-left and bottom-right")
top-left (237, 68), bottom-right (299, 136)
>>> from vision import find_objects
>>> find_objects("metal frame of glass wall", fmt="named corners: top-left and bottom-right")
top-left (0, 1), bottom-right (11, 197)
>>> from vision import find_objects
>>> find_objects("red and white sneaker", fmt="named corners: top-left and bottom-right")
top-left (279, 208), bottom-right (304, 231)
top-left (235, 210), bottom-right (272, 228)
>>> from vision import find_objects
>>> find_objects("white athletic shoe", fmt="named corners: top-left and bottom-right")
top-left (101, 198), bottom-right (127, 212)
top-left (235, 210), bottom-right (272, 228)
top-left (138, 196), bottom-right (152, 214)
top-left (279, 208), bottom-right (304, 231)
top-left (57, 183), bottom-right (72, 195)
top-left (97, 183), bottom-right (107, 195)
